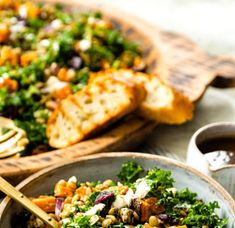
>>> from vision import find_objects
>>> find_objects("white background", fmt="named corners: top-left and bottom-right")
top-left (101, 0), bottom-right (235, 56)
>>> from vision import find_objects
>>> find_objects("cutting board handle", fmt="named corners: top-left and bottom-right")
top-left (209, 55), bottom-right (235, 87)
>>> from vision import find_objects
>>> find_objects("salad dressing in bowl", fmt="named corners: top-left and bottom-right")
top-left (198, 136), bottom-right (235, 169)
top-left (187, 122), bottom-right (235, 198)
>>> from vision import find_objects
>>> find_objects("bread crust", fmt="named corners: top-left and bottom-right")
top-left (46, 72), bottom-right (145, 148)
top-left (105, 69), bottom-right (194, 124)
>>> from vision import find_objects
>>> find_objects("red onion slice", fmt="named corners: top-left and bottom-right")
top-left (55, 197), bottom-right (64, 218)
top-left (94, 191), bottom-right (114, 204)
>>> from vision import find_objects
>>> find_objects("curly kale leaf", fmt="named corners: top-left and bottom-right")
top-left (158, 188), bottom-right (197, 218)
top-left (62, 215), bottom-right (99, 228)
top-left (117, 161), bottom-right (143, 186)
top-left (182, 201), bottom-right (228, 228)
top-left (14, 119), bottom-right (48, 148)
top-left (143, 168), bottom-right (174, 197)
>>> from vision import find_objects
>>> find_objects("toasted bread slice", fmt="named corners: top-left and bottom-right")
top-left (46, 73), bottom-right (145, 148)
top-left (108, 70), bottom-right (194, 124)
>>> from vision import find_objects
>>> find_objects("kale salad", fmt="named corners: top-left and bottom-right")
top-left (0, 0), bottom-right (144, 156)
top-left (22, 161), bottom-right (228, 228)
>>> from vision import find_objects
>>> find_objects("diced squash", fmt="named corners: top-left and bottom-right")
top-left (0, 46), bottom-right (21, 66)
top-left (0, 46), bottom-right (11, 63)
top-left (17, 2), bottom-right (40, 19)
top-left (20, 51), bottom-right (37, 67)
top-left (54, 180), bottom-right (77, 197)
top-left (0, 0), bottom-right (16, 10)
top-left (57, 68), bottom-right (75, 82)
top-left (0, 78), bottom-right (18, 92)
top-left (52, 85), bottom-right (72, 100)
top-left (140, 200), bottom-right (152, 223)
top-left (0, 24), bottom-right (9, 43)
top-left (57, 68), bottom-right (68, 81)
top-left (76, 186), bottom-right (88, 197)
top-left (140, 197), bottom-right (165, 222)
top-left (145, 197), bottom-right (165, 215)
top-left (32, 196), bottom-right (56, 213)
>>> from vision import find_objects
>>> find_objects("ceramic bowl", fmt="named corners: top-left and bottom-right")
top-left (0, 152), bottom-right (234, 227)
top-left (187, 122), bottom-right (235, 198)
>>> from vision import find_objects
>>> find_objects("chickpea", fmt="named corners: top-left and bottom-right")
top-left (71, 194), bottom-right (79, 204)
top-left (64, 196), bottom-right (72, 204)
top-left (106, 215), bottom-right (117, 223)
top-left (60, 204), bottom-right (73, 218)
top-left (119, 185), bottom-right (129, 195)
top-left (108, 207), bottom-right (117, 215)
top-left (133, 211), bottom-right (139, 221)
top-left (103, 179), bottom-right (114, 187)
top-left (149, 215), bottom-right (159, 226)
top-left (102, 218), bottom-right (112, 227)
top-left (96, 184), bottom-right (105, 190)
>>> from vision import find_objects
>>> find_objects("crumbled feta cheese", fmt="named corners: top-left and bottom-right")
top-left (67, 69), bottom-right (76, 80)
top-left (84, 203), bottom-right (105, 216)
top-left (97, 20), bottom-right (106, 27)
top-left (52, 42), bottom-right (59, 52)
top-left (79, 39), bottom-right (91, 51)
top-left (19, 5), bottom-right (28, 18)
top-left (0, 72), bottom-right (9, 83)
top-left (166, 187), bottom-right (177, 196)
top-left (40, 39), bottom-right (50, 48)
top-left (2, 73), bottom-right (9, 79)
top-left (124, 189), bottom-right (134, 206)
top-left (90, 215), bottom-right (99, 225)
top-left (68, 176), bottom-right (77, 184)
top-left (134, 180), bottom-right (150, 199)
top-left (87, 17), bottom-right (105, 27)
top-left (0, 73), bottom-right (9, 83)
top-left (10, 24), bottom-right (25, 33)
top-left (25, 33), bottom-right (34, 41)
top-left (51, 19), bottom-right (62, 30)
top-left (112, 195), bottom-right (126, 209)
top-left (87, 17), bottom-right (96, 25)
top-left (41, 76), bottom-right (68, 93)
top-left (62, 218), bottom-right (70, 225)
top-left (10, 17), bottom-right (17, 24)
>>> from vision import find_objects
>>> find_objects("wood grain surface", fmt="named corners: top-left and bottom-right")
top-left (0, 177), bottom-right (58, 227)
top-left (158, 31), bottom-right (235, 102)
top-left (1, 117), bottom-right (155, 183)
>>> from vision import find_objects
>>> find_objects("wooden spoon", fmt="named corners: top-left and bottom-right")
top-left (0, 176), bottom-right (59, 228)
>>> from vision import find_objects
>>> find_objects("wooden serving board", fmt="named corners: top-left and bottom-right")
top-left (1, 117), bottom-right (156, 184)
top-left (158, 31), bottom-right (235, 102)
top-left (0, 0), bottom-right (235, 181)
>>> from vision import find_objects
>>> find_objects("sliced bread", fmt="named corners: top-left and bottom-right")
top-left (46, 73), bottom-right (145, 148)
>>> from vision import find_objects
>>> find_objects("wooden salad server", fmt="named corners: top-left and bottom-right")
top-left (0, 117), bottom-right (29, 159)
top-left (0, 176), bottom-right (59, 228)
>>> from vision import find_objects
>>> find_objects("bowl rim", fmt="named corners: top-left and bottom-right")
top-left (0, 152), bottom-right (234, 218)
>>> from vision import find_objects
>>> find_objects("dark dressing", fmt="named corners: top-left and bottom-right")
top-left (198, 137), bottom-right (235, 169)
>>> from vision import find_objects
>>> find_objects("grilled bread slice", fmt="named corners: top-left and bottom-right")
top-left (108, 70), bottom-right (194, 124)
top-left (46, 73), bottom-right (145, 148)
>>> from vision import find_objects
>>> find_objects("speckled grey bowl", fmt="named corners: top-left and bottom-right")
top-left (0, 152), bottom-right (234, 227)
